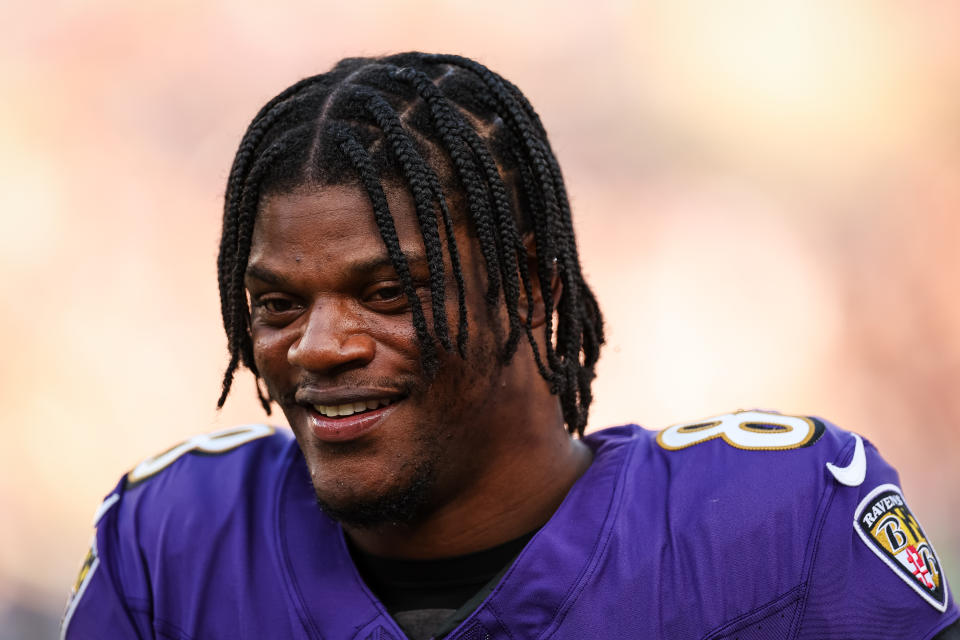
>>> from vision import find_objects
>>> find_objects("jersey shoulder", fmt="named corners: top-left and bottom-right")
top-left (90, 422), bottom-right (294, 549)
top-left (587, 411), bottom-right (958, 638)
top-left (589, 409), bottom-right (870, 488)
top-left (601, 409), bottom-right (896, 533)
top-left (588, 410), bottom-right (861, 550)
top-left (124, 423), bottom-right (291, 488)
top-left (118, 424), bottom-right (295, 531)
top-left (650, 408), bottom-right (876, 483)
top-left (88, 423), bottom-right (296, 579)
top-left (62, 425), bottom-right (296, 638)
top-left (655, 408), bottom-right (847, 458)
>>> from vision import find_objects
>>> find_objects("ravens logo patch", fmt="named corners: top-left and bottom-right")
top-left (854, 484), bottom-right (948, 612)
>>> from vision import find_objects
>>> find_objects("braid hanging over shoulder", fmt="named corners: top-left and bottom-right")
top-left (217, 52), bottom-right (604, 436)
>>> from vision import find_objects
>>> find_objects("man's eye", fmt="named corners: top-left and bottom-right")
top-left (368, 285), bottom-right (405, 302)
top-left (256, 297), bottom-right (299, 314)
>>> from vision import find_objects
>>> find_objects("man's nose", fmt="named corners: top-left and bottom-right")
top-left (287, 300), bottom-right (375, 374)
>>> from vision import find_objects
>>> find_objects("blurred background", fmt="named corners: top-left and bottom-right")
top-left (2, 0), bottom-right (958, 636)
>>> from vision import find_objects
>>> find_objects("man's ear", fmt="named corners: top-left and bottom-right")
top-left (521, 233), bottom-right (562, 329)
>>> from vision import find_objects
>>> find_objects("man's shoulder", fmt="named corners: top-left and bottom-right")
top-left (124, 424), bottom-right (293, 485)
top-left (103, 424), bottom-right (296, 537)
top-left (586, 410), bottom-right (887, 548)
top-left (589, 409), bottom-right (875, 485)
top-left (62, 425), bottom-right (301, 638)
top-left (586, 411), bottom-right (957, 632)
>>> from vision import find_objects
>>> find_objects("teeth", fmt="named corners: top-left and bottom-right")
top-left (313, 398), bottom-right (393, 417)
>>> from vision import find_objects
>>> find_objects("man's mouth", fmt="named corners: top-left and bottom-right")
top-left (299, 394), bottom-right (405, 443)
top-left (312, 397), bottom-right (395, 418)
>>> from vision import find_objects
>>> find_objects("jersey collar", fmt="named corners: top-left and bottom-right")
top-left (276, 429), bottom-right (635, 639)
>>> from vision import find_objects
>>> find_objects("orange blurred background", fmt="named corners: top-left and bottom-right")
top-left (2, 1), bottom-right (958, 636)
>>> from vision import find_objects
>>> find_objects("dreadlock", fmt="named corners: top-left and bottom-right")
top-left (216, 52), bottom-right (604, 436)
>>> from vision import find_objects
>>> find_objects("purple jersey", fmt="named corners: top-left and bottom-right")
top-left (62, 412), bottom-right (958, 639)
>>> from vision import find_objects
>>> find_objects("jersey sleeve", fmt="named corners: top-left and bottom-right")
top-left (60, 481), bottom-right (154, 640)
top-left (60, 424), bottom-right (284, 639)
top-left (797, 431), bottom-right (959, 639)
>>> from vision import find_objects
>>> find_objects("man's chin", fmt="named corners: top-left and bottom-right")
top-left (312, 462), bottom-right (435, 529)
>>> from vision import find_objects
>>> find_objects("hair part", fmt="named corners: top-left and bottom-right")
top-left (217, 52), bottom-right (604, 436)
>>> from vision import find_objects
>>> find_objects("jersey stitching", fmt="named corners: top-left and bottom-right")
top-left (790, 485), bottom-right (838, 637)
top-left (486, 606), bottom-right (518, 640)
top-left (700, 584), bottom-right (805, 639)
top-left (103, 502), bottom-right (152, 637)
top-left (790, 434), bottom-right (855, 638)
top-left (334, 525), bottom-right (409, 640)
top-left (537, 435), bottom-right (637, 640)
top-left (275, 439), bottom-right (327, 640)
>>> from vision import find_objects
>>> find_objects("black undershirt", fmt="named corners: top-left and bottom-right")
top-left (348, 530), bottom-right (537, 640)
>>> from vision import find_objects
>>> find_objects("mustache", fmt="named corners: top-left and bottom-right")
top-left (273, 374), bottom-right (422, 406)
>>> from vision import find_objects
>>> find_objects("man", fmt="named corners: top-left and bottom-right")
top-left (62, 52), bottom-right (958, 639)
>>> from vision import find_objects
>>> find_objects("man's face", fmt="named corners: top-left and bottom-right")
top-left (246, 183), bottom-right (507, 527)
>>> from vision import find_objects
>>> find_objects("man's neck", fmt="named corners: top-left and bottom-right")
top-left (343, 423), bottom-right (593, 559)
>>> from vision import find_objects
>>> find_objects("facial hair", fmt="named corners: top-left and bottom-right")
top-left (313, 455), bottom-right (436, 528)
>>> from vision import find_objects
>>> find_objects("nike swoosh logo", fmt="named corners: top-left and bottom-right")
top-left (826, 433), bottom-right (866, 487)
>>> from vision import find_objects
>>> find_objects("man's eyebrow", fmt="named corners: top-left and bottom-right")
top-left (244, 264), bottom-right (284, 285)
top-left (244, 251), bottom-right (430, 285)
top-left (352, 251), bottom-right (429, 274)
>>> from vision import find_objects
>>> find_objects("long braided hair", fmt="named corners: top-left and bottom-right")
top-left (217, 52), bottom-right (604, 436)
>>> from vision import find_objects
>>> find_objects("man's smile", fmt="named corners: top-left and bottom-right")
top-left (290, 386), bottom-right (410, 442)
top-left (301, 399), bottom-right (403, 443)
top-left (294, 386), bottom-right (409, 415)
top-left (311, 397), bottom-right (396, 417)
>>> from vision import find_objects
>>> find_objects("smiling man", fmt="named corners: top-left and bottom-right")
top-left (62, 53), bottom-right (958, 639)
top-left (244, 181), bottom-right (590, 559)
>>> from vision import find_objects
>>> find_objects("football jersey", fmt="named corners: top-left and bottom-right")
top-left (61, 412), bottom-right (959, 639)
